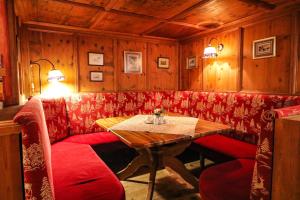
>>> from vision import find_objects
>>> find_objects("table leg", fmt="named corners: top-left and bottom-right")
top-left (162, 141), bottom-right (199, 190)
top-left (146, 148), bottom-right (160, 200)
top-left (117, 148), bottom-right (150, 180)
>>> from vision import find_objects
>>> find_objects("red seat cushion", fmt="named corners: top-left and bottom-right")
top-left (51, 142), bottom-right (125, 200)
top-left (200, 159), bottom-right (255, 200)
top-left (62, 132), bottom-right (120, 146)
top-left (193, 134), bottom-right (256, 159)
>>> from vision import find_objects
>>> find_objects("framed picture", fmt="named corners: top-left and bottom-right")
top-left (157, 57), bottom-right (169, 69)
top-left (187, 56), bottom-right (197, 69)
top-left (88, 52), bottom-right (104, 66)
top-left (124, 51), bottom-right (142, 74)
top-left (253, 36), bottom-right (276, 59)
top-left (90, 71), bottom-right (103, 82)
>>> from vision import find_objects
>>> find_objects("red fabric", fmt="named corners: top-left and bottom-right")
top-left (116, 92), bottom-right (137, 116)
top-left (274, 105), bottom-right (300, 117)
top-left (169, 91), bottom-right (191, 115)
top-left (65, 93), bottom-right (117, 135)
top-left (200, 159), bottom-right (255, 200)
top-left (62, 132), bottom-right (120, 146)
top-left (136, 91), bottom-right (156, 114)
top-left (52, 142), bottom-right (125, 200)
top-left (42, 97), bottom-right (69, 143)
top-left (14, 97), bottom-right (55, 200)
top-left (193, 134), bottom-right (256, 159)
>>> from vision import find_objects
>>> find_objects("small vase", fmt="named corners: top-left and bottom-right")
top-left (154, 115), bottom-right (160, 125)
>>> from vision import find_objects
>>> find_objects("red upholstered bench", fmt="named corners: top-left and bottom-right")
top-left (199, 105), bottom-right (300, 200)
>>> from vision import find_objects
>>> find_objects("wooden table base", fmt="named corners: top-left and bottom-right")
top-left (117, 141), bottom-right (199, 200)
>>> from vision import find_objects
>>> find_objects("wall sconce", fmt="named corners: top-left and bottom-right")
top-left (203, 38), bottom-right (224, 58)
top-left (30, 59), bottom-right (65, 94)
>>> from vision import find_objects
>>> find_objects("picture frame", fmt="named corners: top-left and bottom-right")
top-left (253, 36), bottom-right (276, 59)
top-left (186, 56), bottom-right (197, 69)
top-left (124, 51), bottom-right (142, 74)
top-left (90, 71), bottom-right (103, 82)
top-left (88, 52), bottom-right (104, 66)
top-left (157, 57), bottom-right (170, 69)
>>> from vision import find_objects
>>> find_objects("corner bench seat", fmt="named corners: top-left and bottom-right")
top-left (193, 134), bottom-right (257, 159)
top-left (199, 159), bottom-right (255, 200)
top-left (62, 132), bottom-right (120, 146)
top-left (52, 142), bottom-right (124, 200)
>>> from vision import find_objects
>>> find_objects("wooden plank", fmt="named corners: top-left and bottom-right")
top-left (0, 68), bottom-right (6, 76)
top-left (242, 15), bottom-right (292, 93)
top-left (272, 115), bottom-right (300, 200)
top-left (95, 113), bottom-right (231, 148)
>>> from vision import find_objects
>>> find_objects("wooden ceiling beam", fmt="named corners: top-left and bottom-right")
top-left (238, 0), bottom-right (276, 10)
top-left (142, 0), bottom-right (213, 35)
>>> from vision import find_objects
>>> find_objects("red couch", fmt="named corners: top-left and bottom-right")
top-left (14, 91), bottom-right (300, 200)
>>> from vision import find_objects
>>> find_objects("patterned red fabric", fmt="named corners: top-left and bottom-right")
top-left (190, 92), bottom-right (294, 144)
top-left (169, 91), bottom-right (192, 115)
top-left (200, 159), bottom-right (255, 200)
top-left (250, 105), bottom-right (300, 200)
top-left (155, 91), bottom-right (175, 111)
top-left (116, 92), bottom-right (137, 116)
top-left (65, 93), bottom-right (117, 135)
top-left (42, 97), bottom-right (69, 144)
top-left (52, 142), bottom-right (125, 200)
top-left (136, 91), bottom-right (156, 114)
top-left (14, 97), bottom-right (54, 200)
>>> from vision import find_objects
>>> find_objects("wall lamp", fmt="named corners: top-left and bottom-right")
top-left (30, 58), bottom-right (65, 94)
top-left (203, 38), bottom-right (224, 58)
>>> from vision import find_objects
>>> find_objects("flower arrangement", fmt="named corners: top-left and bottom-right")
top-left (153, 108), bottom-right (165, 117)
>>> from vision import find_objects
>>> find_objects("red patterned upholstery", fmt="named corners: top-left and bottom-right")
top-left (15, 91), bottom-right (300, 200)
top-left (52, 142), bottom-right (125, 200)
top-left (169, 91), bottom-right (191, 115)
top-left (14, 97), bottom-right (55, 200)
top-left (200, 159), bottom-right (255, 200)
top-left (65, 93), bottom-right (117, 135)
top-left (42, 97), bottom-right (69, 143)
top-left (116, 92), bottom-right (137, 116)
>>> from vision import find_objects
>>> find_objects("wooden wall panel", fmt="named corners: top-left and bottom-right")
top-left (295, 12), bottom-right (300, 94)
top-left (78, 35), bottom-right (115, 92)
top-left (242, 15), bottom-right (292, 94)
top-left (180, 39), bottom-right (203, 90)
top-left (147, 43), bottom-right (178, 90)
top-left (203, 29), bottom-right (240, 92)
top-left (117, 40), bottom-right (147, 91)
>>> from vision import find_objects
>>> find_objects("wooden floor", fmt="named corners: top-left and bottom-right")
top-left (121, 161), bottom-right (204, 200)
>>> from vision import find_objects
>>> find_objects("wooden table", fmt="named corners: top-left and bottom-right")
top-left (96, 114), bottom-right (231, 200)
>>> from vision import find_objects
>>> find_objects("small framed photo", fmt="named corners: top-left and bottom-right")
top-left (90, 71), bottom-right (103, 82)
top-left (88, 52), bottom-right (104, 66)
top-left (253, 36), bottom-right (276, 59)
top-left (124, 51), bottom-right (142, 74)
top-left (187, 56), bottom-right (197, 69)
top-left (157, 57), bottom-right (169, 69)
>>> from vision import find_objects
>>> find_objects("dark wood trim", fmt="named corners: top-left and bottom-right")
top-left (292, 11), bottom-right (299, 94)
top-left (237, 27), bottom-right (244, 91)
top-left (238, 0), bottom-right (276, 10)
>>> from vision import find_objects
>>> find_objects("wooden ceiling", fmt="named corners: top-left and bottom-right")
top-left (14, 0), bottom-right (295, 39)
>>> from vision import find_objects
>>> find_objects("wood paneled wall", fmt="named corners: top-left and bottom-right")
top-left (19, 27), bottom-right (178, 97)
top-left (180, 11), bottom-right (300, 95)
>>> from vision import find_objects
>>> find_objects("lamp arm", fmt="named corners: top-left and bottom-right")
top-left (30, 58), bottom-right (56, 69)
top-left (208, 37), bottom-right (219, 45)
top-left (30, 62), bottom-right (42, 94)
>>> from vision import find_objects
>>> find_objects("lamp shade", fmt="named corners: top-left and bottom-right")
top-left (203, 45), bottom-right (218, 58)
top-left (48, 69), bottom-right (65, 82)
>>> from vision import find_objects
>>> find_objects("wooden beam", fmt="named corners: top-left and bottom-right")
top-left (238, 0), bottom-right (276, 10)
top-left (24, 21), bottom-right (178, 43)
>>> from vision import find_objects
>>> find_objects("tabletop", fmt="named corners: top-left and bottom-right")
top-left (96, 114), bottom-right (231, 148)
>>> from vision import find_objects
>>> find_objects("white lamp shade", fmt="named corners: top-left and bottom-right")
top-left (48, 69), bottom-right (65, 82)
top-left (203, 45), bottom-right (218, 58)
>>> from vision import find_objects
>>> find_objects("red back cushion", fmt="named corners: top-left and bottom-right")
top-left (42, 97), bottom-right (69, 143)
